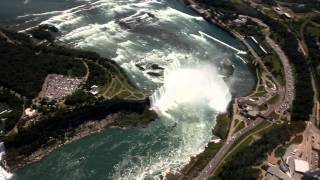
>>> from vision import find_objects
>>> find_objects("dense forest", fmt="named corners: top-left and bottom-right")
top-left (0, 89), bottom-right (23, 133)
top-left (4, 98), bottom-right (154, 169)
top-left (258, 14), bottom-right (314, 121)
top-left (0, 28), bottom-right (86, 98)
top-left (304, 32), bottom-right (320, 97)
top-left (84, 61), bottom-right (110, 89)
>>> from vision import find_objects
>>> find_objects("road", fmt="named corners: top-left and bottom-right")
top-left (194, 16), bottom-right (294, 180)
top-left (243, 16), bottom-right (295, 114)
top-left (194, 118), bottom-right (264, 180)
top-left (232, 29), bottom-right (283, 116)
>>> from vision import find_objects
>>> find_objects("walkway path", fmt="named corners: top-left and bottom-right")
top-left (194, 17), bottom-right (289, 180)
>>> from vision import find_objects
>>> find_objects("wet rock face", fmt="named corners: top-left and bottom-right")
top-left (136, 63), bottom-right (165, 71)
top-left (147, 71), bottom-right (163, 77)
top-left (135, 63), bottom-right (165, 78)
top-left (27, 24), bottom-right (60, 42)
top-left (135, 64), bottom-right (146, 71)
top-left (218, 58), bottom-right (235, 78)
top-left (150, 64), bottom-right (165, 70)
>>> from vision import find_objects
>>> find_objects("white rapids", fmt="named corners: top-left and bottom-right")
top-left (151, 61), bottom-right (231, 114)
top-left (11, 0), bottom-right (255, 179)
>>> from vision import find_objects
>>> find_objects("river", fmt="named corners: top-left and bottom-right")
top-left (1, 0), bottom-right (255, 179)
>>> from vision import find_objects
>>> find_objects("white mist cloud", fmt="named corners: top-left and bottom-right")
top-left (151, 61), bottom-right (231, 113)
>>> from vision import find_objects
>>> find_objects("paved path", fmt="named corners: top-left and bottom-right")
top-left (194, 118), bottom-right (264, 180)
top-left (194, 16), bottom-right (292, 180)
top-left (241, 16), bottom-right (295, 114)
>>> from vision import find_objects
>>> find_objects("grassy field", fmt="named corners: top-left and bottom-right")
top-left (263, 52), bottom-right (285, 85)
top-left (234, 121), bottom-right (245, 133)
top-left (267, 94), bottom-right (280, 105)
top-left (86, 60), bottom-right (145, 100)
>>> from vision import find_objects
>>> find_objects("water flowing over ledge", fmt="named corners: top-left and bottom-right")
top-left (8, 0), bottom-right (256, 179)
top-left (150, 60), bottom-right (231, 114)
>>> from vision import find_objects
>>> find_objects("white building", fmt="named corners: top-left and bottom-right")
top-left (25, 108), bottom-right (36, 117)
top-left (294, 159), bottom-right (310, 173)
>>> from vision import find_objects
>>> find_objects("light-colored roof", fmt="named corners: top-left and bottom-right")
top-left (294, 159), bottom-right (310, 173)
top-left (25, 108), bottom-right (36, 117)
top-left (90, 90), bottom-right (99, 95)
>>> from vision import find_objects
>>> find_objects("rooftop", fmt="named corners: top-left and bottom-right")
top-left (294, 159), bottom-right (310, 173)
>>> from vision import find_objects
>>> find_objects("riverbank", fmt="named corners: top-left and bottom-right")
top-left (0, 27), bottom-right (158, 172)
top-left (3, 109), bottom-right (157, 172)
top-left (183, 0), bottom-right (242, 44)
top-left (169, 113), bottom-right (230, 179)
top-left (0, 1), bottom-right (258, 178)
top-left (173, 1), bottom-right (259, 178)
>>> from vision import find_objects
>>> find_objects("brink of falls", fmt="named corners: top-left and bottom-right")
top-left (6, 0), bottom-right (256, 179)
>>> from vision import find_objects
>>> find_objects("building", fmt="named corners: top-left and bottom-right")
top-left (284, 13), bottom-right (292, 19)
top-left (250, 36), bottom-right (259, 44)
top-left (25, 108), bottom-right (36, 117)
top-left (90, 85), bottom-right (99, 95)
top-left (294, 159), bottom-right (310, 173)
top-left (280, 160), bottom-right (290, 173)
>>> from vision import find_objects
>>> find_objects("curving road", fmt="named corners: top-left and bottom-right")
top-left (246, 16), bottom-right (295, 114)
top-left (194, 16), bottom-right (294, 180)
top-left (194, 118), bottom-right (264, 180)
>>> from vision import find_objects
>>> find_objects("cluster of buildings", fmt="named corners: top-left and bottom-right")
top-left (89, 85), bottom-right (99, 96)
top-left (265, 122), bottom-right (320, 180)
top-left (237, 99), bottom-right (261, 120)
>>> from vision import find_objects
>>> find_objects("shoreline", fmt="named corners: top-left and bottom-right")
top-left (1, 0), bottom-right (259, 177)
top-left (4, 111), bottom-right (156, 172)
top-left (0, 27), bottom-right (158, 173)
top-left (183, 0), bottom-right (258, 96)
top-left (183, 0), bottom-right (242, 45)
top-left (172, 0), bottom-right (259, 178)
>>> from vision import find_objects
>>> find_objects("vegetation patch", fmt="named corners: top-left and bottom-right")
top-left (234, 121), bottom-right (245, 133)
top-left (213, 122), bottom-right (306, 179)
top-left (179, 141), bottom-right (224, 179)
top-left (275, 146), bottom-right (286, 157)
top-left (212, 113), bottom-right (231, 140)
top-left (0, 89), bottom-right (23, 133)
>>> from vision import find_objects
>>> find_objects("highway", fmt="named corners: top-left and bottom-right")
top-left (194, 16), bottom-right (294, 180)
top-left (194, 118), bottom-right (264, 180)
top-left (244, 16), bottom-right (295, 114)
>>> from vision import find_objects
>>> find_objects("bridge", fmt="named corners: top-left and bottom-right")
top-left (199, 31), bottom-right (247, 55)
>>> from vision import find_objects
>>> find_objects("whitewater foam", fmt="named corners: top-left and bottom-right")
top-left (0, 143), bottom-right (13, 180)
top-left (14, 0), bottom-right (255, 179)
top-left (150, 61), bottom-right (231, 113)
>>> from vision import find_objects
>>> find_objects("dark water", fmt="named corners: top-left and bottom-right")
top-left (1, 0), bottom-right (256, 179)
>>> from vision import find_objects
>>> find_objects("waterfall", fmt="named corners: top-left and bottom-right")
top-left (0, 142), bottom-right (12, 180)
top-left (150, 60), bottom-right (232, 114)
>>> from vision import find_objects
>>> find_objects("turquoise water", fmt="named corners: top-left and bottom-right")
top-left (4, 0), bottom-right (256, 179)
